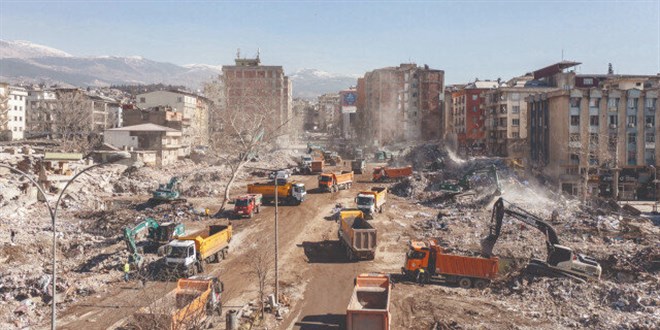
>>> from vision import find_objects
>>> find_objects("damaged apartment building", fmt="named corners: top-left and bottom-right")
top-left (135, 90), bottom-right (210, 156)
top-left (527, 61), bottom-right (660, 200)
top-left (355, 63), bottom-right (444, 146)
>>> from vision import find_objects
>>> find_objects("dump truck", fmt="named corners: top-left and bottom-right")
top-left (311, 159), bottom-right (324, 174)
top-left (247, 181), bottom-right (306, 205)
top-left (346, 273), bottom-right (391, 330)
top-left (351, 159), bottom-right (366, 174)
top-left (402, 239), bottom-right (499, 289)
top-left (164, 225), bottom-right (232, 277)
top-left (356, 187), bottom-right (387, 219)
top-left (233, 194), bottom-right (262, 218)
top-left (318, 171), bottom-right (354, 192)
top-left (338, 210), bottom-right (377, 260)
top-left (132, 276), bottom-right (223, 330)
top-left (372, 166), bottom-right (412, 182)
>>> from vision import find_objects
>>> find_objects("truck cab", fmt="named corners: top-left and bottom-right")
top-left (356, 193), bottom-right (376, 215)
top-left (301, 155), bottom-right (313, 167)
top-left (165, 240), bottom-right (198, 275)
top-left (402, 240), bottom-right (432, 276)
top-left (292, 183), bottom-right (307, 202)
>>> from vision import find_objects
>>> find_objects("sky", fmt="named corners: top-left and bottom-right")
top-left (1, 0), bottom-right (659, 83)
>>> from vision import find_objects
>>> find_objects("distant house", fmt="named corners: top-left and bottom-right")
top-left (103, 123), bottom-right (182, 167)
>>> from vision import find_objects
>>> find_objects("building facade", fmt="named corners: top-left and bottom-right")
top-left (136, 90), bottom-right (210, 153)
top-left (357, 63), bottom-right (444, 146)
top-left (104, 123), bottom-right (182, 167)
top-left (527, 61), bottom-right (660, 200)
top-left (0, 84), bottom-right (27, 141)
top-left (221, 55), bottom-right (293, 144)
top-left (451, 81), bottom-right (496, 155)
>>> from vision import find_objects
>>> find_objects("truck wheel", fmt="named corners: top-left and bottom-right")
top-left (474, 279), bottom-right (488, 290)
top-left (221, 249), bottom-right (227, 259)
top-left (214, 252), bottom-right (221, 263)
top-left (459, 277), bottom-right (472, 289)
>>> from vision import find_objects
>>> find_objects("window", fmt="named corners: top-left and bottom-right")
top-left (590, 115), bottom-right (599, 126)
top-left (589, 98), bottom-right (600, 108)
top-left (512, 119), bottom-right (520, 126)
top-left (512, 106), bottom-right (520, 114)
top-left (608, 97), bottom-right (620, 109)
top-left (472, 95), bottom-right (477, 101)
top-left (609, 115), bottom-right (618, 126)
top-left (140, 97), bottom-right (145, 103)
top-left (511, 93), bottom-right (520, 101)
top-left (177, 97), bottom-right (183, 102)
top-left (570, 115), bottom-right (580, 126)
top-left (583, 78), bottom-right (594, 85)
top-left (589, 133), bottom-right (599, 146)
top-left (570, 154), bottom-right (579, 164)
top-left (645, 98), bottom-right (657, 109)
top-left (628, 115), bottom-right (637, 126)
top-left (646, 116), bottom-right (655, 127)
top-left (511, 132), bottom-right (520, 138)
top-left (645, 133), bottom-right (655, 143)
top-left (570, 133), bottom-right (580, 142)
top-left (14, 116), bottom-right (17, 121)
top-left (472, 106), bottom-right (477, 113)
top-left (570, 97), bottom-right (581, 108)
top-left (628, 151), bottom-right (637, 165)
top-left (627, 98), bottom-right (638, 109)
top-left (628, 133), bottom-right (637, 144)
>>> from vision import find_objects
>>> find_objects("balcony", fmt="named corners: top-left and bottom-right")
top-left (645, 142), bottom-right (656, 149)
top-left (609, 124), bottom-right (618, 129)
top-left (569, 141), bottom-right (582, 148)
top-left (627, 123), bottom-right (636, 128)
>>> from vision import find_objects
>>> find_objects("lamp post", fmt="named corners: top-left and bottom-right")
top-left (0, 151), bottom-right (129, 330)
top-left (650, 165), bottom-right (658, 212)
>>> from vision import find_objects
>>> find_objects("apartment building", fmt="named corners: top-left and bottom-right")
top-left (104, 123), bottom-right (182, 167)
top-left (0, 84), bottom-right (27, 140)
top-left (25, 87), bottom-right (117, 138)
top-left (527, 61), bottom-right (660, 200)
top-left (136, 90), bottom-right (210, 154)
top-left (357, 63), bottom-right (444, 146)
top-left (451, 81), bottom-right (496, 155)
top-left (221, 54), bottom-right (292, 144)
top-left (484, 76), bottom-right (555, 163)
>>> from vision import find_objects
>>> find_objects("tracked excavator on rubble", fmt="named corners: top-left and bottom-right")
top-left (481, 198), bottom-right (602, 281)
top-left (123, 218), bottom-right (185, 269)
top-left (150, 176), bottom-right (186, 204)
top-left (439, 165), bottom-right (502, 198)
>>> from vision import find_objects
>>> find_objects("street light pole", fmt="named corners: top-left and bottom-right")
top-left (0, 152), bottom-right (128, 330)
top-left (274, 173), bottom-right (279, 305)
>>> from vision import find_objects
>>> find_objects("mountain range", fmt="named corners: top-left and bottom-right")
top-left (0, 40), bottom-right (358, 98)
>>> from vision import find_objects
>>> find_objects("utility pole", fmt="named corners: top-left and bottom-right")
top-left (274, 174), bottom-right (279, 305)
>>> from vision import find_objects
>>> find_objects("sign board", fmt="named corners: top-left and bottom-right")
top-left (340, 91), bottom-right (357, 114)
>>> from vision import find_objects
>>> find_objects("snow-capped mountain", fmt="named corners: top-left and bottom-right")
top-left (0, 40), bottom-right (73, 59)
top-left (0, 40), bottom-right (358, 97)
top-left (289, 68), bottom-right (359, 99)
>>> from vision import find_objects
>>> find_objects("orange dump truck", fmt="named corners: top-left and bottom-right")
top-left (318, 171), bottom-right (354, 192)
top-left (402, 239), bottom-right (498, 289)
top-left (372, 166), bottom-right (413, 182)
top-left (133, 276), bottom-right (223, 329)
top-left (346, 273), bottom-right (391, 330)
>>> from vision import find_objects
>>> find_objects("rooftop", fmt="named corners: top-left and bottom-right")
top-left (105, 123), bottom-right (179, 132)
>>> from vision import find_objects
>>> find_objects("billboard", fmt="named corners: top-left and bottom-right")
top-left (340, 91), bottom-right (357, 114)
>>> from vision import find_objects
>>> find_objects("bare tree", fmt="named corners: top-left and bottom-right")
top-left (247, 247), bottom-right (274, 319)
top-left (50, 89), bottom-right (99, 152)
top-left (0, 87), bottom-right (9, 141)
top-left (203, 72), bottom-right (291, 212)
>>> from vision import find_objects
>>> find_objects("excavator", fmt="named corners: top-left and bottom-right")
top-left (481, 198), bottom-right (602, 281)
top-left (439, 165), bottom-right (502, 197)
top-left (123, 218), bottom-right (185, 269)
top-left (150, 176), bottom-right (186, 204)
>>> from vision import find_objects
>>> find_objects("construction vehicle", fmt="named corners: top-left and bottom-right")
top-left (351, 158), bottom-right (366, 174)
top-left (372, 166), bottom-right (412, 182)
top-left (438, 165), bottom-right (502, 196)
top-left (323, 150), bottom-right (343, 166)
top-left (132, 276), bottom-right (223, 329)
top-left (318, 171), bottom-right (354, 192)
top-left (151, 177), bottom-right (186, 203)
top-left (346, 273), bottom-right (391, 330)
top-left (164, 225), bottom-right (232, 277)
top-left (481, 198), bottom-right (602, 281)
top-left (123, 218), bottom-right (185, 269)
top-left (402, 239), bottom-right (499, 289)
top-left (247, 181), bottom-right (306, 205)
top-left (374, 150), bottom-right (393, 162)
top-left (356, 187), bottom-right (387, 219)
top-left (338, 210), bottom-right (377, 260)
top-left (299, 155), bottom-right (314, 174)
top-left (233, 194), bottom-right (262, 218)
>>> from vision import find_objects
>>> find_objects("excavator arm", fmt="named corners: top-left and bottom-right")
top-left (123, 218), bottom-right (160, 268)
top-left (481, 198), bottom-right (560, 257)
